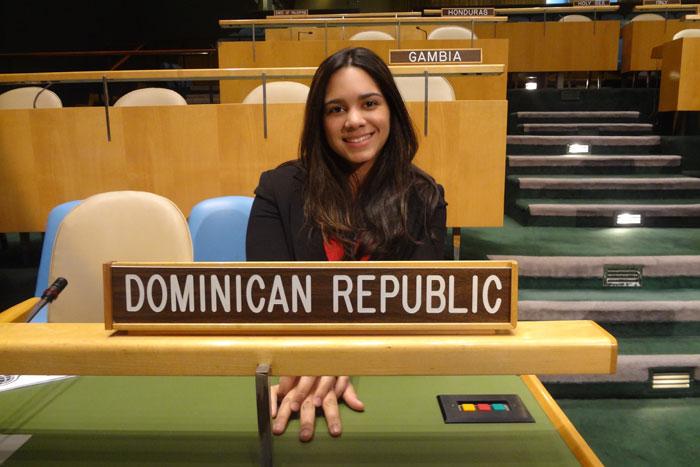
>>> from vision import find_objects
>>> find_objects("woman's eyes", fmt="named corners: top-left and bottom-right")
top-left (326, 105), bottom-right (344, 114)
top-left (325, 99), bottom-right (381, 115)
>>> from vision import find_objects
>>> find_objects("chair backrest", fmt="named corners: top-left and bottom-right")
top-left (559, 15), bottom-right (592, 22)
top-left (349, 30), bottom-right (395, 40)
top-left (114, 87), bottom-right (187, 107)
top-left (188, 196), bottom-right (254, 261)
top-left (47, 191), bottom-right (193, 322)
top-left (673, 29), bottom-right (700, 40)
top-left (33, 200), bottom-right (82, 320)
top-left (394, 76), bottom-right (456, 102)
top-left (0, 87), bottom-right (63, 109)
top-left (630, 13), bottom-right (665, 22)
top-left (428, 26), bottom-right (477, 40)
top-left (242, 81), bottom-right (310, 104)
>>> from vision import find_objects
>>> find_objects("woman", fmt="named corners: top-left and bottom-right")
top-left (246, 47), bottom-right (447, 441)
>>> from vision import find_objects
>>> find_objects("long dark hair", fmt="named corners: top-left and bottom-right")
top-left (300, 47), bottom-right (440, 260)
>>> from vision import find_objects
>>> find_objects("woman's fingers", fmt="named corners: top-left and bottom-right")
top-left (288, 376), bottom-right (317, 411)
top-left (313, 376), bottom-right (337, 407)
top-left (298, 396), bottom-right (317, 442)
top-left (272, 396), bottom-right (292, 435)
top-left (270, 384), bottom-right (280, 418)
top-left (322, 390), bottom-right (342, 437)
top-left (277, 376), bottom-right (298, 397)
top-left (341, 381), bottom-right (365, 411)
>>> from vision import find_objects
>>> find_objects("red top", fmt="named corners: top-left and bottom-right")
top-left (323, 237), bottom-right (370, 261)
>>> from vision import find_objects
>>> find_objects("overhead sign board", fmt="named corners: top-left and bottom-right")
top-left (390, 48), bottom-right (482, 64)
top-left (104, 261), bottom-right (517, 334)
top-left (572, 0), bottom-right (611, 6)
top-left (441, 8), bottom-right (495, 17)
top-left (273, 9), bottom-right (309, 16)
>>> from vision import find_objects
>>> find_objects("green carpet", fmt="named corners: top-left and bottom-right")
top-left (557, 397), bottom-right (700, 467)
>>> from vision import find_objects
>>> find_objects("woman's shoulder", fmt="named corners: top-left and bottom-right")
top-left (410, 165), bottom-right (445, 203)
top-left (256, 160), bottom-right (305, 192)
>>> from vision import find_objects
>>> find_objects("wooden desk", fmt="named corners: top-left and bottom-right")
top-left (654, 38), bottom-right (700, 111)
top-left (479, 20), bottom-right (620, 72)
top-left (424, 6), bottom-right (620, 16)
top-left (217, 39), bottom-right (508, 103)
top-left (0, 99), bottom-right (506, 232)
top-left (634, 4), bottom-right (700, 13)
top-left (622, 19), bottom-right (700, 72)
top-left (0, 375), bottom-right (601, 466)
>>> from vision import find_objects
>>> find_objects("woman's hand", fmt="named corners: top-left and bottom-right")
top-left (270, 376), bottom-right (364, 442)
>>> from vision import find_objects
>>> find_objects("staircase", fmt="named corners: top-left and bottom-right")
top-left (461, 92), bottom-right (700, 398)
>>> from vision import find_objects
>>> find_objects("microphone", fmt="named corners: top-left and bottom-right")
top-left (26, 277), bottom-right (68, 323)
top-left (416, 26), bottom-right (428, 40)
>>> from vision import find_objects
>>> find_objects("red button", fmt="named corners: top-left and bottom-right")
top-left (476, 403), bottom-right (492, 411)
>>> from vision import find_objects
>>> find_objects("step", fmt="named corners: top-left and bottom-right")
top-left (511, 199), bottom-right (700, 227)
top-left (515, 111), bottom-right (641, 123)
top-left (539, 353), bottom-right (700, 384)
top-left (507, 135), bottom-right (660, 146)
top-left (519, 299), bottom-right (700, 322)
top-left (507, 155), bottom-right (681, 175)
top-left (460, 216), bottom-right (700, 259)
top-left (516, 111), bottom-right (641, 119)
top-left (487, 255), bottom-right (700, 278)
top-left (507, 135), bottom-right (661, 155)
top-left (518, 123), bottom-right (653, 135)
top-left (507, 175), bottom-right (700, 199)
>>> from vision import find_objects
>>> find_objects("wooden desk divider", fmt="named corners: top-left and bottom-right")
top-left (104, 260), bottom-right (518, 334)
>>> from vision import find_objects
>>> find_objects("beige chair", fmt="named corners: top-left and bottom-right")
top-left (242, 81), bottom-right (310, 104)
top-left (394, 77), bottom-right (455, 102)
top-left (673, 29), bottom-right (700, 40)
top-left (630, 13), bottom-right (665, 22)
top-left (428, 26), bottom-right (477, 40)
top-left (47, 191), bottom-right (193, 322)
top-left (349, 31), bottom-right (394, 40)
top-left (114, 87), bottom-right (187, 107)
top-left (559, 15), bottom-right (592, 22)
top-left (0, 86), bottom-right (63, 109)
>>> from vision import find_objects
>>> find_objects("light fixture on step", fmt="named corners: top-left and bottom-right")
top-left (567, 143), bottom-right (589, 154)
top-left (650, 368), bottom-right (693, 390)
top-left (615, 212), bottom-right (642, 226)
top-left (525, 77), bottom-right (538, 90)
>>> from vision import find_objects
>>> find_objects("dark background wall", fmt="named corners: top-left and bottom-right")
top-left (0, 0), bottom-right (259, 52)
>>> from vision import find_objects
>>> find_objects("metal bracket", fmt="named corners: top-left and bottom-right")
top-left (423, 70), bottom-right (429, 137)
top-left (102, 76), bottom-right (111, 142)
top-left (256, 363), bottom-right (273, 467)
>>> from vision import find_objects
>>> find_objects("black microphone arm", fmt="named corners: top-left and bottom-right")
top-left (26, 277), bottom-right (68, 323)
top-left (416, 26), bottom-right (428, 40)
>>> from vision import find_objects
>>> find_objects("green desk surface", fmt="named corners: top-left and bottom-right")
top-left (0, 376), bottom-right (579, 466)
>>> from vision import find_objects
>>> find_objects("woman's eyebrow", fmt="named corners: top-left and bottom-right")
top-left (324, 92), bottom-right (383, 106)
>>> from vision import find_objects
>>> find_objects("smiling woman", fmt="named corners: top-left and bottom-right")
top-left (245, 47), bottom-right (447, 443)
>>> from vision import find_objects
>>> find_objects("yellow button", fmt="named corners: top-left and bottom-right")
top-left (460, 403), bottom-right (476, 412)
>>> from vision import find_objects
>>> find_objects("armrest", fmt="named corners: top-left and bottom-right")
top-left (0, 297), bottom-right (40, 323)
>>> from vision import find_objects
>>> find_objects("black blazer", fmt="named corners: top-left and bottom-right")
top-left (246, 162), bottom-right (447, 261)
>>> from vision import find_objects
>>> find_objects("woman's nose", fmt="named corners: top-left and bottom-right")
top-left (344, 107), bottom-right (366, 129)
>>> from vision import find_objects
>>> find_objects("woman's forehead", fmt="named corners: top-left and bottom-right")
top-left (324, 66), bottom-right (383, 101)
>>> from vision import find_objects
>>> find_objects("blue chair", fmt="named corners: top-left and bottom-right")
top-left (188, 196), bottom-right (254, 261)
top-left (32, 200), bottom-right (81, 322)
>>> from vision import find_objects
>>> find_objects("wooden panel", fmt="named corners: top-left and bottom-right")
top-left (0, 320), bottom-right (617, 376)
top-left (490, 20), bottom-right (620, 72)
top-left (0, 100), bottom-right (506, 232)
top-left (217, 39), bottom-right (507, 103)
top-left (659, 38), bottom-right (700, 112)
top-left (621, 20), bottom-right (700, 72)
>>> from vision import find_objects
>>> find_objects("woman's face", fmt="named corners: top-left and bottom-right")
top-left (322, 66), bottom-right (390, 180)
